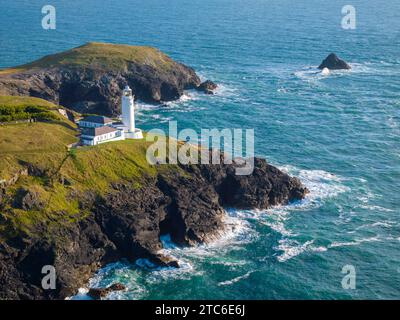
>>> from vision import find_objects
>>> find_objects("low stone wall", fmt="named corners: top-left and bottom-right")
top-left (0, 119), bottom-right (35, 125)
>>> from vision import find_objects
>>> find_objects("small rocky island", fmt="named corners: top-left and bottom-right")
top-left (318, 53), bottom-right (351, 70)
top-left (0, 42), bottom-right (217, 116)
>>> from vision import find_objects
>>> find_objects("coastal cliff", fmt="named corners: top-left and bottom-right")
top-left (0, 42), bottom-right (211, 116)
top-left (0, 97), bottom-right (308, 299)
top-left (0, 156), bottom-right (307, 300)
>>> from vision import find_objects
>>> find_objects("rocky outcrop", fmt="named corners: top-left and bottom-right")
top-left (318, 53), bottom-right (351, 70)
top-left (0, 157), bottom-right (308, 300)
top-left (13, 189), bottom-right (44, 211)
top-left (198, 80), bottom-right (218, 94)
top-left (88, 283), bottom-right (126, 300)
top-left (0, 43), bottom-right (216, 116)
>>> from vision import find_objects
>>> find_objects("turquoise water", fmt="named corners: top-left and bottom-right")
top-left (1, 0), bottom-right (399, 299)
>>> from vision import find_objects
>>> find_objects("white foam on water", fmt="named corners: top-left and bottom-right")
top-left (217, 271), bottom-right (255, 287)
top-left (148, 113), bottom-right (174, 123)
top-left (218, 166), bottom-right (350, 263)
top-left (274, 239), bottom-right (315, 262)
top-left (329, 236), bottom-right (382, 248)
top-left (89, 211), bottom-right (253, 287)
top-left (214, 83), bottom-right (240, 98)
top-left (135, 257), bottom-right (197, 283)
top-left (258, 208), bottom-right (294, 237)
top-left (358, 205), bottom-right (395, 213)
top-left (260, 166), bottom-right (350, 262)
top-left (159, 212), bottom-right (257, 262)
top-left (140, 212), bottom-right (258, 281)
top-left (293, 62), bottom-right (378, 83)
top-left (279, 166), bottom-right (350, 208)
top-left (135, 91), bottom-right (204, 115)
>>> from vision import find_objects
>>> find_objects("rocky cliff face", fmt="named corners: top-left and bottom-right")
top-left (0, 43), bottom-right (209, 116)
top-left (0, 157), bottom-right (307, 300)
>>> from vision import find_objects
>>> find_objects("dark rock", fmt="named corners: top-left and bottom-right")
top-left (13, 188), bottom-right (44, 211)
top-left (197, 80), bottom-right (218, 94)
top-left (108, 283), bottom-right (126, 291)
top-left (318, 53), bottom-right (351, 70)
top-left (152, 254), bottom-right (180, 268)
top-left (0, 188), bottom-right (5, 208)
top-left (87, 288), bottom-right (107, 300)
top-left (88, 282), bottom-right (126, 300)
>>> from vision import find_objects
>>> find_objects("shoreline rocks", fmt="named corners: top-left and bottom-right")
top-left (198, 80), bottom-right (218, 94)
top-left (87, 283), bottom-right (126, 300)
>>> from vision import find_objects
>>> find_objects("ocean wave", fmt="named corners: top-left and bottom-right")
top-left (278, 166), bottom-right (350, 208)
top-left (329, 236), bottom-right (382, 248)
top-left (217, 271), bottom-right (255, 286)
top-left (274, 239), bottom-right (315, 262)
top-left (135, 257), bottom-right (197, 283)
top-left (357, 205), bottom-right (395, 213)
top-left (134, 215), bottom-right (256, 284)
top-left (260, 167), bottom-right (349, 262)
top-left (135, 91), bottom-right (203, 113)
top-left (159, 212), bottom-right (257, 261)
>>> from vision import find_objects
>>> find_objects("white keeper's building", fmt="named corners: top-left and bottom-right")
top-left (80, 126), bottom-right (125, 146)
top-left (78, 85), bottom-right (143, 146)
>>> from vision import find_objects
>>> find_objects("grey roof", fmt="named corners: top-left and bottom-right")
top-left (81, 115), bottom-right (113, 124)
top-left (82, 126), bottom-right (118, 137)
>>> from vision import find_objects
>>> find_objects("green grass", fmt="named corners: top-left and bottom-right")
top-left (0, 95), bottom-right (63, 122)
top-left (0, 96), bottom-right (79, 181)
top-left (0, 42), bottom-right (176, 74)
top-left (0, 137), bottom-right (178, 240)
top-left (0, 96), bottom-right (58, 109)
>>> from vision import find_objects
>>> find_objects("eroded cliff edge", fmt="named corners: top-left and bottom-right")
top-left (0, 156), bottom-right (307, 300)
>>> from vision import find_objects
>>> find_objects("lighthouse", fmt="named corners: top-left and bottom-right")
top-left (121, 85), bottom-right (143, 139)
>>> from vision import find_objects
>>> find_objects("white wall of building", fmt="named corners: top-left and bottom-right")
top-left (81, 130), bottom-right (125, 146)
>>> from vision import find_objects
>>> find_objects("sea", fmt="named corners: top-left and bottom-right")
top-left (1, 0), bottom-right (399, 299)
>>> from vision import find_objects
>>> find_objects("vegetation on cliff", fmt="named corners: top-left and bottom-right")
top-left (0, 96), bottom-right (62, 122)
top-left (1, 42), bottom-right (176, 74)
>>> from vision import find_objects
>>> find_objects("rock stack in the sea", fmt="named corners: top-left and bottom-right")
top-left (198, 80), bottom-right (218, 94)
top-left (88, 283), bottom-right (126, 300)
top-left (318, 53), bottom-right (351, 70)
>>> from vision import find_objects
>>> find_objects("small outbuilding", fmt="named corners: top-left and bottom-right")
top-left (79, 115), bottom-right (113, 128)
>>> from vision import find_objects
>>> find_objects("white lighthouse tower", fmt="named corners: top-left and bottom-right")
top-left (121, 85), bottom-right (143, 139)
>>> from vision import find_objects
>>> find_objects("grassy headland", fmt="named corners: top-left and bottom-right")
top-left (0, 42), bottom-right (175, 74)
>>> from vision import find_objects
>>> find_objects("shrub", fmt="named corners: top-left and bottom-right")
top-left (0, 103), bottom-right (59, 122)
